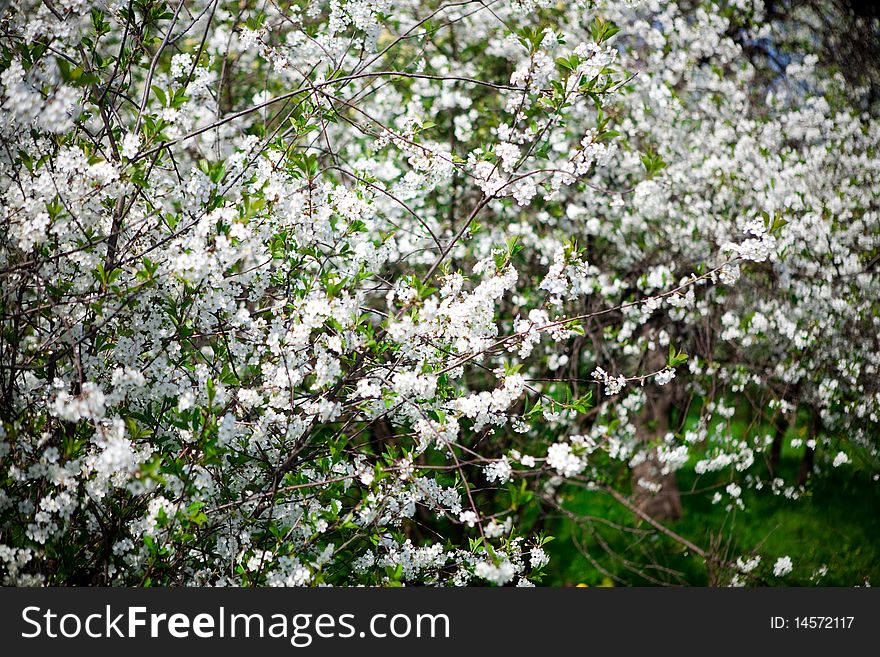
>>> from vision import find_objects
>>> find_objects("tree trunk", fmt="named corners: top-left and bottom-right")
top-left (797, 447), bottom-right (815, 486)
top-left (768, 413), bottom-right (791, 478)
top-left (796, 410), bottom-right (820, 486)
top-left (632, 349), bottom-right (682, 521)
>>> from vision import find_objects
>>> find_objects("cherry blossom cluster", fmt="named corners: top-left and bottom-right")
top-left (0, 0), bottom-right (877, 588)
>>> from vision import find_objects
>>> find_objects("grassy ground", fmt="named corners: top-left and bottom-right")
top-left (544, 436), bottom-right (880, 586)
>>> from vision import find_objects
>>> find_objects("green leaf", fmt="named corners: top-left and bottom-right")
top-left (667, 344), bottom-right (688, 367)
top-left (151, 85), bottom-right (167, 108)
top-left (590, 16), bottom-right (620, 44)
top-left (640, 148), bottom-right (667, 178)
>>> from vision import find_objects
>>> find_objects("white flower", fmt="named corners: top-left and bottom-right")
top-left (474, 560), bottom-right (516, 585)
top-left (51, 382), bottom-right (106, 422)
top-left (637, 478), bottom-right (662, 493)
top-left (484, 457), bottom-right (512, 484)
top-left (120, 132), bottom-right (140, 159)
top-left (592, 366), bottom-right (627, 396)
top-left (655, 368), bottom-right (676, 386)
top-left (547, 442), bottom-right (583, 477)
top-left (736, 555), bottom-right (761, 573)
top-left (495, 142), bottom-right (520, 172)
top-left (170, 53), bottom-right (194, 79)
top-left (177, 391), bottom-right (194, 412)
top-left (832, 451), bottom-right (850, 467)
top-left (773, 556), bottom-right (793, 577)
top-left (529, 546), bottom-right (549, 569)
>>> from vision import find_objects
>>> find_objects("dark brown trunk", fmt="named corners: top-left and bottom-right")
top-left (370, 418), bottom-right (395, 454)
top-left (797, 447), bottom-right (815, 486)
top-left (768, 414), bottom-right (790, 478)
top-left (797, 411), bottom-right (820, 486)
top-left (632, 349), bottom-right (682, 521)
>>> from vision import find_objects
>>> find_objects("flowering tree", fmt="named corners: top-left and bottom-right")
top-left (0, 0), bottom-right (877, 586)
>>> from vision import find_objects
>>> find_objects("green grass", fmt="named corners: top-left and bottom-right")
top-left (544, 448), bottom-right (880, 587)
